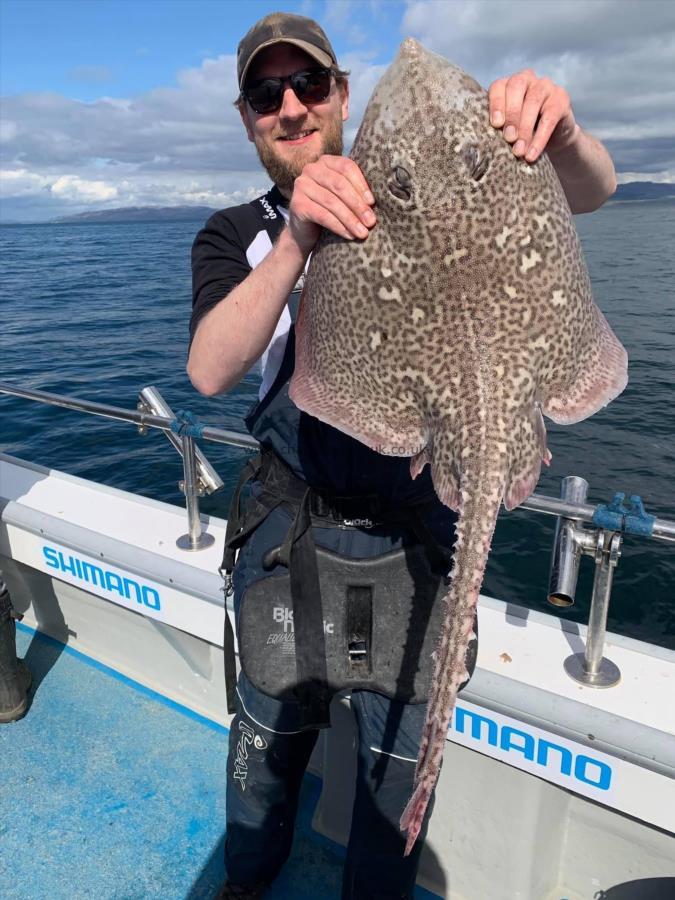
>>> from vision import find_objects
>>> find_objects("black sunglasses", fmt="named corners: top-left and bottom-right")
top-left (242, 66), bottom-right (334, 115)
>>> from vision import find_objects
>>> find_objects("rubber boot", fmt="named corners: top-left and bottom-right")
top-left (0, 580), bottom-right (32, 723)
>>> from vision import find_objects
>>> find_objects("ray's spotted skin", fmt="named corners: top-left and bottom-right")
top-left (289, 38), bottom-right (628, 854)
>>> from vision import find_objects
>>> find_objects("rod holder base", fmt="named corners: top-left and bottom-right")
top-left (563, 652), bottom-right (621, 688)
top-left (176, 532), bottom-right (216, 552)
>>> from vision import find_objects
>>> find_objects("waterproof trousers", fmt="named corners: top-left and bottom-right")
top-left (224, 492), bottom-right (461, 899)
top-left (226, 674), bottom-right (436, 899)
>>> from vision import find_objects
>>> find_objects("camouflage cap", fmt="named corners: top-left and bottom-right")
top-left (237, 12), bottom-right (337, 89)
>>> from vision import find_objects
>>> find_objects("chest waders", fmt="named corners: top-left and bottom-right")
top-left (221, 449), bottom-right (477, 722)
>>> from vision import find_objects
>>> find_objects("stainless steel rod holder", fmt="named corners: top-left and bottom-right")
top-left (548, 476), bottom-right (589, 607)
top-left (176, 434), bottom-right (215, 552)
top-left (564, 529), bottom-right (622, 688)
top-left (137, 386), bottom-right (223, 496)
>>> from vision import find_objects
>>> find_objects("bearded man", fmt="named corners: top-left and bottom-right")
top-left (188, 12), bottom-right (616, 900)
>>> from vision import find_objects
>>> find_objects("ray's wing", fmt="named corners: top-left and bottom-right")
top-left (504, 403), bottom-right (551, 510)
top-left (539, 302), bottom-right (628, 425)
top-left (290, 251), bottom-right (430, 458)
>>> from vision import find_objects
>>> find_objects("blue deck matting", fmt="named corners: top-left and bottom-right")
top-left (1, 625), bottom-right (438, 899)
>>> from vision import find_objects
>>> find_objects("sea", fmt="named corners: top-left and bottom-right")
top-left (1, 199), bottom-right (674, 649)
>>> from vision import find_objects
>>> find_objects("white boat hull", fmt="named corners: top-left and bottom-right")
top-left (2, 453), bottom-right (674, 898)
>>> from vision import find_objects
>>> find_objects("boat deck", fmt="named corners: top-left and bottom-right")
top-left (1, 623), bottom-right (438, 900)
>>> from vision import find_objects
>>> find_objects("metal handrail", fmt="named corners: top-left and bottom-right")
top-left (0, 381), bottom-right (258, 452)
top-left (0, 380), bottom-right (254, 551)
top-left (2, 379), bottom-right (673, 542)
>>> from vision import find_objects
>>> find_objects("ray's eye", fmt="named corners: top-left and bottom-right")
top-left (388, 165), bottom-right (413, 201)
top-left (462, 144), bottom-right (490, 182)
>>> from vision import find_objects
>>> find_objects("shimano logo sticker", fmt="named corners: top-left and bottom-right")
top-left (42, 545), bottom-right (161, 611)
top-left (449, 701), bottom-right (612, 793)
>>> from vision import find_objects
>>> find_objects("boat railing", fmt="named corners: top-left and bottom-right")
top-left (1, 378), bottom-right (674, 689)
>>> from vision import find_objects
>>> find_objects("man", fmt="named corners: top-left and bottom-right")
top-left (188, 13), bottom-right (616, 900)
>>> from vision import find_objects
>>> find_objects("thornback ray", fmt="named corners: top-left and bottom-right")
top-left (289, 38), bottom-right (628, 854)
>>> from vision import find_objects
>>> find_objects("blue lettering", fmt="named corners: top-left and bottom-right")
top-left (536, 739), bottom-right (573, 776)
top-left (104, 571), bottom-right (125, 597)
top-left (43, 546), bottom-right (59, 569)
top-left (123, 578), bottom-right (143, 605)
top-left (81, 561), bottom-right (105, 588)
top-left (455, 707), bottom-right (498, 746)
top-left (500, 726), bottom-right (535, 760)
top-left (574, 755), bottom-right (611, 790)
top-left (58, 552), bottom-right (78, 577)
top-left (142, 586), bottom-right (161, 611)
top-left (451, 706), bottom-right (612, 793)
top-left (41, 545), bottom-right (161, 612)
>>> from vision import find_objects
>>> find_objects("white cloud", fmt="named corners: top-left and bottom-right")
top-left (618, 169), bottom-right (675, 184)
top-left (0, 168), bottom-right (51, 196)
top-left (2, 1), bottom-right (674, 220)
top-left (50, 175), bottom-right (118, 202)
top-left (0, 54), bottom-right (248, 175)
top-left (402, 0), bottom-right (675, 69)
top-left (340, 52), bottom-right (388, 146)
top-left (398, 0), bottom-right (675, 181)
top-left (0, 47), bottom-right (384, 220)
top-left (0, 162), bottom-right (270, 221)
top-left (401, 2), bottom-right (675, 139)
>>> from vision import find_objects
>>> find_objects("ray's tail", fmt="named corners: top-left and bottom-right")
top-left (400, 463), bottom-right (503, 856)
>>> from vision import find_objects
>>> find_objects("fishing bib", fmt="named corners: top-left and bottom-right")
top-left (222, 451), bottom-right (477, 719)
top-left (238, 542), bottom-right (476, 705)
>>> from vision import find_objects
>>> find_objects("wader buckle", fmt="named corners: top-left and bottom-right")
top-left (347, 586), bottom-right (372, 674)
top-left (219, 568), bottom-right (234, 598)
top-left (348, 642), bottom-right (367, 661)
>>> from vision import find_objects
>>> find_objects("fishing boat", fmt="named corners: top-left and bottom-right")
top-left (1, 380), bottom-right (674, 900)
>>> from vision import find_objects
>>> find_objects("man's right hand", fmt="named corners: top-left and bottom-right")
top-left (288, 155), bottom-right (377, 254)
top-left (189, 158), bottom-right (376, 396)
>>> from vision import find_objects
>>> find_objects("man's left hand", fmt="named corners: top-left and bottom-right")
top-left (488, 69), bottom-right (578, 163)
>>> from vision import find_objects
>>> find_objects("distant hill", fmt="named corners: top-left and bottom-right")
top-left (52, 205), bottom-right (218, 224)
top-left (612, 182), bottom-right (675, 202)
top-left (47, 183), bottom-right (674, 224)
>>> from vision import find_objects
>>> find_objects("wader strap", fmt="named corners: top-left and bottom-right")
top-left (220, 451), bottom-right (270, 715)
top-left (224, 610), bottom-right (237, 714)
top-left (279, 489), bottom-right (330, 720)
top-left (220, 452), bottom-right (264, 582)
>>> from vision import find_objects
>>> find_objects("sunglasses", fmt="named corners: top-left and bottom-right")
top-left (242, 66), bottom-right (334, 115)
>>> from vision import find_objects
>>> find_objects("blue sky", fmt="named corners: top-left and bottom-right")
top-left (0, 1), bottom-right (403, 100)
top-left (2, 0), bottom-right (674, 221)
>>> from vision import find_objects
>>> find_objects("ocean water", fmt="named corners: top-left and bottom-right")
top-left (1, 200), bottom-right (674, 649)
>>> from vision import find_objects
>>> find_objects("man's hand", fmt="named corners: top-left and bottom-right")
top-left (488, 69), bottom-right (578, 164)
top-left (289, 155), bottom-right (376, 255)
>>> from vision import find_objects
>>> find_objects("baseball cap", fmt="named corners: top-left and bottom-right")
top-left (237, 12), bottom-right (338, 89)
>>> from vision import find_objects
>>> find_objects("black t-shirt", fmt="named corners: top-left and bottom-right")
top-left (190, 185), bottom-right (286, 346)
